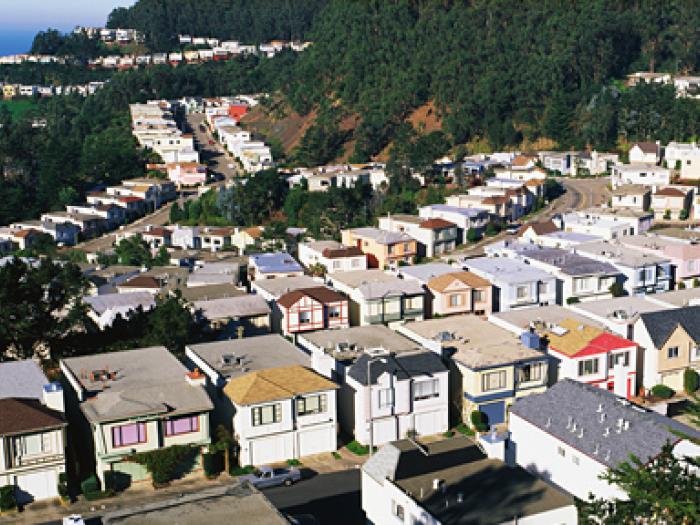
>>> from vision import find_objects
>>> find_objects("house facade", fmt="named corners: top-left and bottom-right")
top-left (611, 185), bottom-right (651, 211)
top-left (248, 252), bottom-right (304, 281)
top-left (425, 271), bottom-right (492, 316)
top-left (297, 240), bottom-right (367, 274)
top-left (418, 205), bottom-right (489, 243)
top-left (276, 287), bottom-right (349, 336)
top-left (611, 163), bottom-right (670, 190)
top-left (377, 214), bottom-right (458, 258)
top-left (651, 187), bottom-right (691, 220)
top-left (341, 227), bottom-right (417, 269)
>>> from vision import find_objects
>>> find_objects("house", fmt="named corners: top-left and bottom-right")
top-left (610, 184), bottom-right (651, 211)
top-left (490, 242), bottom-right (620, 304)
top-left (611, 163), bottom-right (670, 190)
top-left (362, 438), bottom-right (577, 525)
top-left (399, 316), bottom-right (548, 426)
top-left (115, 275), bottom-right (163, 294)
top-left (248, 252), bottom-right (303, 281)
top-left (634, 306), bottom-right (700, 391)
top-left (166, 162), bottom-right (207, 187)
top-left (276, 287), bottom-right (349, 336)
top-left (102, 482), bottom-right (290, 525)
top-left (199, 227), bottom-right (235, 253)
top-left (459, 257), bottom-right (556, 312)
top-left (231, 227), bottom-right (263, 254)
top-left (651, 186), bottom-right (691, 220)
top-left (626, 72), bottom-right (672, 87)
top-left (516, 220), bottom-right (559, 243)
top-left (572, 150), bottom-right (620, 176)
top-left (569, 295), bottom-right (667, 340)
top-left (377, 214), bottom-right (458, 257)
top-left (193, 295), bottom-right (271, 337)
top-left (541, 318), bottom-right (637, 399)
top-left (446, 192), bottom-right (515, 223)
top-left (674, 76), bottom-right (700, 99)
top-left (395, 262), bottom-right (456, 284)
top-left (341, 227), bottom-right (417, 269)
top-left (561, 208), bottom-right (653, 239)
top-left (536, 231), bottom-right (603, 249)
top-left (223, 365), bottom-right (338, 465)
top-left (418, 205), bottom-right (490, 243)
top-left (0, 361), bottom-right (66, 504)
top-left (83, 292), bottom-right (156, 329)
top-left (509, 379), bottom-right (700, 501)
top-left (426, 271), bottom-right (492, 317)
top-left (577, 240), bottom-right (672, 295)
top-left (327, 269), bottom-right (425, 326)
top-left (60, 347), bottom-right (214, 487)
top-left (629, 141), bottom-right (660, 164)
top-left (618, 234), bottom-right (700, 286)
top-left (297, 240), bottom-right (367, 274)
top-left (488, 304), bottom-right (605, 337)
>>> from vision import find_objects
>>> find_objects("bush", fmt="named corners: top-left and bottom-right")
top-left (80, 474), bottom-right (100, 495)
top-left (332, 451), bottom-right (342, 460)
top-left (679, 281), bottom-right (687, 290)
top-left (466, 228), bottom-right (481, 243)
top-left (650, 384), bottom-right (675, 399)
top-left (286, 459), bottom-right (302, 466)
top-left (684, 368), bottom-right (699, 394)
top-left (680, 209), bottom-right (689, 220)
top-left (470, 410), bottom-right (489, 432)
top-left (485, 223), bottom-right (499, 237)
top-left (566, 296), bottom-right (580, 305)
top-left (83, 490), bottom-right (115, 501)
top-left (231, 465), bottom-right (256, 476)
top-left (664, 209), bottom-right (671, 220)
top-left (694, 278), bottom-right (700, 288)
top-left (456, 423), bottom-right (475, 436)
top-left (203, 452), bottom-right (223, 478)
top-left (346, 440), bottom-right (371, 456)
top-left (609, 282), bottom-right (625, 297)
top-left (57, 472), bottom-right (69, 500)
top-left (0, 485), bottom-right (16, 511)
top-left (133, 444), bottom-right (197, 486)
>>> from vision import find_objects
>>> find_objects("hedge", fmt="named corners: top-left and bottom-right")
top-left (133, 444), bottom-right (197, 486)
top-left (203, 452), bottom-right (224, 478)
top-left (470, 410), bottom-right (488, 432)
top-left (57, 472), bottom-right (69, 500)
top-left (684, 368), bottom-right (699, 394)
top-left (650, 384), bottom-right (675, 399)
top-left (80, 474), bottom-right (100, 495)
top-left (0, 485), bottom-right (16, 512)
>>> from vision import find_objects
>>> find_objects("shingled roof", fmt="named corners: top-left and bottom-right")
top-left (276, 286), bottom-right (346, 308)
top-left (0, 398), bottom-right (66, 436)
top-left (639, 305), bottom-right (700, 348)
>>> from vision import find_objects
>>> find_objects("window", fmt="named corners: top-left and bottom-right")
top-left (333, 260), bottom-right (341, 270)
top-left (572, 455), bottom-right (580, 466)
top-left (112, 422), bottom-right (147, 447)
top-left (578, 358), bottom-right (599, 376)
top-left (392, 500), bottom-right (405, 521)
top-left (413, 379), bottom-right (440, 400)
top-left (164, 415), bottom-right (199, 436)
top-left (299, 310), bottom-right (312, 324)
top-left (378, 388), bottom-right (393, 408)
top-left (473, 290), bottom-right (485, 302)
top-left (404, 296), bottom-right (422, 311)
top-left (557, 446), bottom-right (566, 457)
top-left (538, 282), bottom-right (548, 295)
top-left (516, 286), bottom-right (529, 299)
top-left (297, 394), bottom-right (327, 416)
top-left (328, 306), bottom-right (341, 318)
top-left (449, 294), bottom-right (462, 307)
top-left (351, 259), bottom-right (361, 268)
top-left (608, 352), bottom-right (630, 368)
top-left (693, 346), bottom-right (700, 361)
top-left (667, 346), bottom-right (679, 359)
top-left (403, 243), bottom-right (411, 252)
top-left (18, 432), bottom-right (51, 456)
top-left (481, 370), bottom-right (507, 392)
top-left (518, 363), bottom-right (543, 383)
top-left (252, 404), bottom-right (282, 426)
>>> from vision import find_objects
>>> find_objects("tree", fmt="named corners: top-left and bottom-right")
top-left (579, 443), bottom-right (700, 524)
top-left (114, 235), bottom-right (153, 267)
top-left (466, 228), bottom-right (481, 243)
top-left (140, 293), bottom-right (202, 357)
top-left (153, 245), bottom-right (170, 266)
top-left (609, 282), bottom-right (625, 297)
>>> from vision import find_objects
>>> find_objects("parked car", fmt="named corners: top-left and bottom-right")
top-left (63, 516), bottom-right (85, 525)
top-left (505, 223), bottom-right (522, 234)
top-left (239, 465), bottom-right (301, 488)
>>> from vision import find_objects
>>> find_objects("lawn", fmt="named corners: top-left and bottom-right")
top-left (0, 98), bottom-right (37, 118)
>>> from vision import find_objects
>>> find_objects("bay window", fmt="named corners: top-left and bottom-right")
top-left (164, 415), bottom-right (199, 436)
top-left (112, 422), bottom-right (147, 448)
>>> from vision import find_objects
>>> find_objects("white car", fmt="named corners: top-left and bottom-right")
top-left (63, 515), bottom-right (85, 525)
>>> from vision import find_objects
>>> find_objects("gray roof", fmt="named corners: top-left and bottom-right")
top-left (573, 296), bottom-right (666, 325)
top-left (179, 284), bottom-right (246, 302)
top-left (509, 244), bottom-right (619, 276)
top-left (397, 263), bottom-right (456, 283)
top-left (638, 305), bottom-right (700, 348)
top-left (491, 305), bottom-right (605, 333)
top-left (187, 273), bottom-right (236, 287)
top-left (347, 350), bottom-right (447, 386)
top-left (646, 287), bottom-right (700, 308)
top-left (540, 231), bottom-right (602, 244)
top-left (423, 205), bottom-right (488, 218)
top-left (83, 292), bottom-right (155, 315)
top-left (187, 335), bottom-right (309, 380)
top-left (329, 269), bottom-right (424, 298)
top-left (102, 482), bottom-right (288, 525)
top-left (252, 275), bottom-right (320, 298)
top-left (510, 379), bottom-right (700, 469)
top-left (194, 295), bottom-right (270, 320)
top-left (62, 346), bottom-right (213, 423)
top-left (0, 360), bottom-right (48, 400)
top-left (249, 252), bottom-right (303, 274)
top-left (363, 438), bottom-right (574, 525)
top-left (577, 241), bottom-right (669, 267)
top-left (462, 257), bottom-right (554, 284)
top-left (348, 227), bottom-right (413, 245)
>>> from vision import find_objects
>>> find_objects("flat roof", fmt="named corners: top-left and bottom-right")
top-left (252, 275), bottom-right (321, 297)
top-left (577, 241), bottom-right (669, 267)
top-left (490, 305), bottom-right (605, 333)
top-left (62, 346), bottom-right (213, 423)
top-left (572, 296), bottom-right (667, 325)
top-left (402, 316), bottom-right (545, 369)
top-left (187, 335), bottom-right (309, 379)
top-left (193, 295), bottom-right (270, 320)
top-left (646, 287), bottom-right (700, 307)
top-left (329, 269), bottom-right (424, 298)
top-left (462, 257), bottom-right (555, 284)
top-left (102, 482), bottom-right (288, 525)
top-left (298, 325), bottom-right (420, 362)
top-left (0, 360), bottom-right (48, 400)
top-left (397, 263), bottom-right (456, 283)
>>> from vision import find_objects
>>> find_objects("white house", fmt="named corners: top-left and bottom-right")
top-left (459, 256), bottom-right (556, 312)
top-left (83, 292), bottom-right (156, 329)
top-left (418, 205), bottom-right (489, 243)
top-left (509, 379), bottom-right (700, 501)
top-left (377, 214), bottom-right (458, 257)
top-left (362, 437), bottom-right (577, 525)
top-left (629, 141), bottom-right (660, 164)
top-left (611, 163), bottom-right (670, 190)
top-left (297, 240), bottom-right (367, 274)
top-left (561, 208), bottom-right (653, 239)
top-left (610, 185), bottom-right (651, 212)
top-left (0, 361), bottom-right (66, 505)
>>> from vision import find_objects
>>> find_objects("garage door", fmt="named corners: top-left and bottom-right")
top-left (414, 410), bottom-right (444, 436)
top-left (250, 435), bottom-right (290, 465)
top-left (15, 470), bottom-right (58, 504)
top-left (479, 401), bottom-right (505, 425)
top-left (372, 418), bottom-right (397, 446)
top-left (298, 426), bottom-right (334, 457)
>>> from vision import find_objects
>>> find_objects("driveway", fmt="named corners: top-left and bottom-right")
top-left (184, 113), bottom-right (242, 184)
top-left (263, 469), bottom-right (364, 525)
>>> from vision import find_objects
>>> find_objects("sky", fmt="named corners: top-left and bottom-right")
top-left (0, 0), bottom-right (136, 55)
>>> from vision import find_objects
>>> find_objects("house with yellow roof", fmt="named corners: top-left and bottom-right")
top-left (426, 271), bottom-right (492, 317)
top-left (224, 365), bottom-right (338, 465)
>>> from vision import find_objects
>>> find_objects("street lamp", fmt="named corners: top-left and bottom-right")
top-left (366, 349), bottom-right (392, 456)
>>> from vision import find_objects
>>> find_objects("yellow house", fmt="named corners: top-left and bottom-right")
top-left (341, 227), bottom-right (417, 269)
top-left (2, 84), bottom-right (17, 99)
top-left (399, 315), bottom-right (548, 426)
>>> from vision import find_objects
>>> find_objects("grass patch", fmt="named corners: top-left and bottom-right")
top-left (332, 451), bottom-right (342, 460)
top-left (0, 99), bottom-right (37, 118)
top-left (286, 459), bottom-right (302, 467)
top-left (346, 440), bottom-right (372, 456)
top-left (443, 430), bottom-right (455, 438)
top-left (231, 465), bottom-right (256, 476)
top-left (456, 423), bottom-right (475, 436)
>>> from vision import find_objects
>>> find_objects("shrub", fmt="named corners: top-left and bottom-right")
top-left (83, 490), bottom-right (115, 501)
top-left (332, 451), bottom-right (342, 460)
top-left (133, 444), bottom-right (196, 486)
top-left (0, 485), bottom-right (16, 511)
top-left (103, 470), bottom-right (131, 492)
top-left (466, 228), bottom-right (481, 243)
top-left (80, 474), bottom-right (100, 495)
top-left (680, 209), bottom-right (689, 220)
top-left (650, 384), bottom-right (675, 399)
top-left (470, 410), bottom-right (489, 432)
top-left (485, 223), bottom-right (499, 237)
top-left (664, 209), bottom-right (671, 220)
top-left (287, 459), bottom-right (302, 467)
top-left (346, 440), bottom-right (371, 456)
top-left (443, 430), bottom-right (455, 438)
top-left (684, 368), bottom-right (700, 394)
top-left (609, 282), bottom-right (625, 297)
top-left (566, 296), bottom-right (580, 305)
top-left (203, 452), bottom-right (223, 478)
top-left (456, 423), bottom-right (475, 436)
top-left (679, 281), bottom-right (687, 290)
top-left (57, 472), bottom-right (69, 500)
top-left (231, 465), bottom-right (256, 476)
top-left (694, 278), bottom-right (700, 288)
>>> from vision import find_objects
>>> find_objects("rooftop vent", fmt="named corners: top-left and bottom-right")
top-left (551, 325), bottom-right (569, 336)
top-left (596, 403), bottom-right (604, 413)
top-left (433, 478), bottom-right (444, 491)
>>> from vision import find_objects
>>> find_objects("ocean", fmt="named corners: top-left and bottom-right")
top-left (0, 28), bottom-right (38, 56)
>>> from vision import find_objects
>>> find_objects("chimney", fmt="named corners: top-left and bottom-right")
top-left (42, 383), bottom-right (64, 413)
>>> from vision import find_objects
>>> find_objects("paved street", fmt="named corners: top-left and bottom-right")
top-left (264, 469), bottom-right (364, 525)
